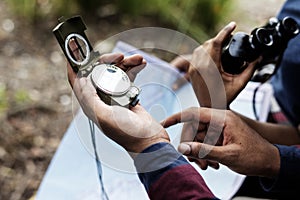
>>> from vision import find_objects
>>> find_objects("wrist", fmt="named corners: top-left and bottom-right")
top-left (134, 138), bottom-right (170, 154)
top-left (133, 142), bottom-right (183, 173)
top-left (128, 136), bottom-right (170, 158)
top-left (262, 144), bottom-right (280, 178)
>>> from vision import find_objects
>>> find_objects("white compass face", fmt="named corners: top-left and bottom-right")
top-left (91, 64), bottom-right (131, 96)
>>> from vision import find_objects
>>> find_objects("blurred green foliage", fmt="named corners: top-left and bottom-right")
top-left (0, 84), bottom-right (8, 113)
top-left (116, 0), bottom-right (232, 41)
top-left (5, 0), bottom-right (77, 22)
top-left (5, 0), bottom-right (232, 41)
top-left (14, 90), bottom-right (31, 106)
top-left (0, 86), bottom-right (31, 114)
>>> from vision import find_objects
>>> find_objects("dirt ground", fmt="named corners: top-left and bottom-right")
top-left (0, 0), bottom-right (284, 199)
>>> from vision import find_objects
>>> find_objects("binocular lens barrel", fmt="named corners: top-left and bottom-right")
top-left (281, 17), bottom-right (299, 37)
top-left (221, 16), bottom-right (299, 75)
top-left (255, 28), bottom-right (273, 46)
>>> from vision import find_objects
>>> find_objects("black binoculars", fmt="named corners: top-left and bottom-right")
top-left (221, 16), bottom-right (299, 75)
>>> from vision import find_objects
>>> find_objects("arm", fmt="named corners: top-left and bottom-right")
top-left (171, 23), bottom-right (300, 145)
top-left (236, 112), bottom-right (300, 145)
top-left (260, 145), bottom-right (300, 193)
top-left (66, 53), bottom-right (218, 199)
top-left (162, 107), bottom-right (280, 178)
top-left (171, 22), bottom-right (260, 108)
top-left (134, 143), bottom-right (218, 200)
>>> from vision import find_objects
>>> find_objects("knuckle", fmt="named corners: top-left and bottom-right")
top-left (191, 143), bottom-right (201, 157)
top-left (225, 110), bottom-right (234, 119)
top-left (212, 38), bottom-right (222, 47)
top-left (187, 106), bottom-right (197, 114)
top-left (193, 46), bottom-right (202, 54)
top-left (202, 39), bottom-right (212, 48)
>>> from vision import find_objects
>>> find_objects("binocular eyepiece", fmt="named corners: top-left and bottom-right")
top-left (221, 16), bottom-right (299, 75)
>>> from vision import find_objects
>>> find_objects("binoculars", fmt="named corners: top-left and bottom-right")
top-left (221, 16), bottom-right (299, 75)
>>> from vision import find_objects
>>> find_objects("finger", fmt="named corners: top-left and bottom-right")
top-left (181, 121), bottom-right (207, 142)
top-left (120, 54), bottom-right (144, 68)
top-left (238, 56), bottom-right (262, 82)
top-left (187, 157), bottom-right (219, 170)
top-left (213, 21), bottom-right (236, 47)
top-left (162, 107), bottom-right (215, 128)
top-left (130, 103), bottom-right (148, 115)
top-left (161, 107), bottom-right (199, 128)
top-left (194, 159), bottom-right (209, 170)
top-left (170, 54), bottom-right (192, 72)
top-left (99, 53), bottom-right (124, 64)
top-left (207, 160), bottom-right (220, 169)
top-left (125, 59), bottom-right (147, 81)
top-left (114, 54), bottom-right (146, 81)
top-left (170, 55), bottom-right (191, 90)
top-left (194, 131), bottom-right (206, 143)
top-left (73, 77), bottom-right (110, 122)
top-left (73, 78), bottom-right (99, 105)
top-left (188, 157), bottom-right (197, 162)
top-left (180, 122), bottom-right (196, 142)
top-left (172, 73), bottom-right (190, 91)
top-left (178, 142), bottom-right (221, 161)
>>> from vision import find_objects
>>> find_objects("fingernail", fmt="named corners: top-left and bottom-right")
top-left (159, 120), bottom-right (165, 126)
top-left (226, 21), bottom-right (236, 29)
top-left (178, 143), bottom-right (191, 154)
top-left (172, 83), bottom-right (178, 91)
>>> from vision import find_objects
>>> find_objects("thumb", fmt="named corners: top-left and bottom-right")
top-left (214, 21), bottom-right (236, 46)
top-left (239, 57), bottom-right (262, 82)
top-left (178, 142), bottom-right (221, 161)
top-left (172, 73), bottom-right (190, 91)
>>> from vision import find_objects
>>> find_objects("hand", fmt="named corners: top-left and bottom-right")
top-left (67, 52), bottom-right (170, 155)
top-left (171, 22), bottom-right (261, 107)
top-left (170, 54), bottom-right (192, 90)
top-left (178, 119), bottom-right (221, 170)
top-left (162, 107), bottom-right (280, 178)
top-left (68, 38), bottom-right (147, 82)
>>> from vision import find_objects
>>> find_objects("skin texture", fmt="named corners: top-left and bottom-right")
top-left (171, 22), bottom-right (260, 108)
top-left (169, 22), bottom-right (300, 171)
top-left (162, 107), bottom-right (281, 178)
top-left (66, 50), bottom-right (170, 155)
top-left (66, 23), bottom-right (294, 179)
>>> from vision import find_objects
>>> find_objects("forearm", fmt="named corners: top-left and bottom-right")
top-left (234, 111), bottom-right (300, 145)
top-left (134, 143), bottom-right (218, 200)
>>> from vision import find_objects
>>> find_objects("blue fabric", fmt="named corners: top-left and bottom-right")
top-left (271, 0), bottom-right (300, 126)
top-left (260, 144), bottom-right (300, 192)
top-left (260, 0), bottom-right (300, 193)
top-left (133, 143), bottom-right (189, 192)
top-left (133, 143), bottom-right (217, 199)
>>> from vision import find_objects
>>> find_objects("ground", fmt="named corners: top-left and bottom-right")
top-left (0, 0), bottom-right (284, 199)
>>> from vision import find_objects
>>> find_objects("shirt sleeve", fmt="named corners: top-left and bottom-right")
top-left (260, 144), bottom-right (300, 193)
top-left (133, 142), bottom-right (219, 200)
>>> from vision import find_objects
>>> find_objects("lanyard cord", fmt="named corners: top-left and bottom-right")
top-left (252, 83), bottom-right (263, 121)
top-left (89, 119), bottom-right (109, 200)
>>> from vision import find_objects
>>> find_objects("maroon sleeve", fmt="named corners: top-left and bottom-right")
top-left (149, 164), bottom-right (217, 200)
top-left (134, 143), bottom-right (218, 200)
